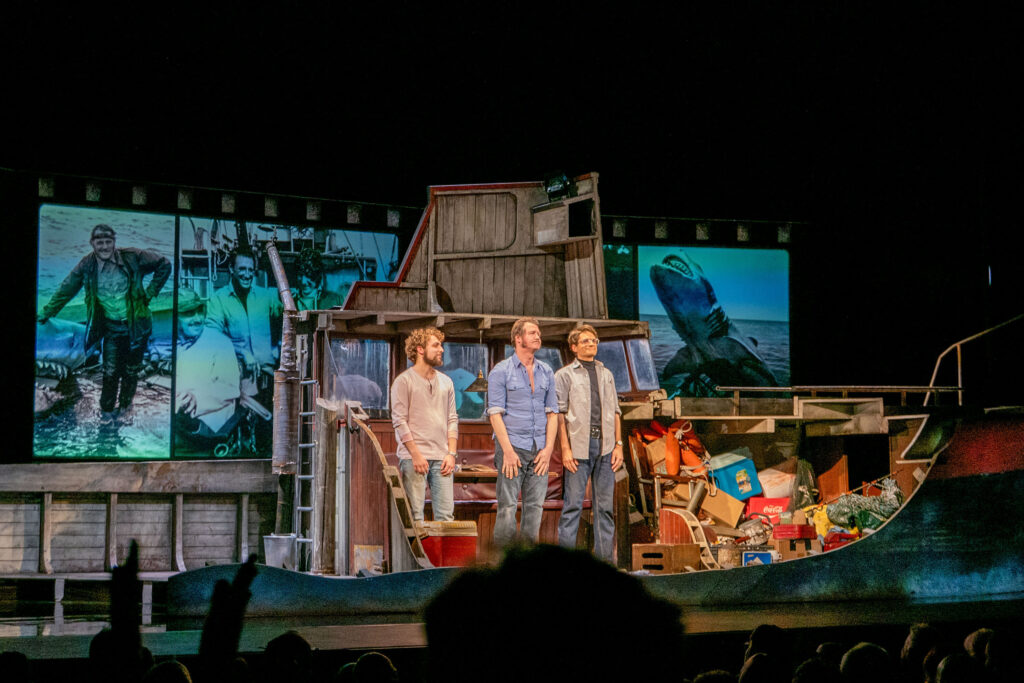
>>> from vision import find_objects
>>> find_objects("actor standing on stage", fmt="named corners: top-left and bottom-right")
top-left (487, 317), bottom-right (558, 547)
top-left (555, 324), bottom-right (623, 562)
top-left (391, 328), bottom-right (459, 522)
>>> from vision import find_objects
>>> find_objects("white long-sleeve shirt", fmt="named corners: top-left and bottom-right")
top-left (390, 367), bottom-right (458, 460)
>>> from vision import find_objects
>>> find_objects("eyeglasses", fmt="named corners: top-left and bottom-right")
top-left (577, 338), bottom-right (599, 345)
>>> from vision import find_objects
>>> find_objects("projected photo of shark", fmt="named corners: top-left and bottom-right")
top-left (639, 247), bottom-right (790, 398)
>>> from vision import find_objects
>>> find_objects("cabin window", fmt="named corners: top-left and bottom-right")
top-left (595, 340), bottom-right (631, 391)
top-left (627, 338), bottom-right (660, 391)
top-left (503, 345), bottom-right (564, 371)
top-left (438, 342), bottom-right (488, 419)
top-left (326, 338), bottom-right (390, 410)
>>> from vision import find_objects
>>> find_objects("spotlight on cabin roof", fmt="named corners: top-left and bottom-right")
top-left (543, 171), bottom-right (574, 202)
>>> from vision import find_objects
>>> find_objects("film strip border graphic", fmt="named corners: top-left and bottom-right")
top-left (602, 214), bottom-right (801, 247)
top-left (22, 170), bottom-right (423, 239)
top-left (7, 168), bottom-right (801, 247)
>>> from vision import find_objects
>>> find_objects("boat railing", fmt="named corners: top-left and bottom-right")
top-left (923, 312), bottom-right (1024, 407)
top-left (716, 385), bottom-right (960, 408)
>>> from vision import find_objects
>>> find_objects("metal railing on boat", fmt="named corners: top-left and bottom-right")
top-left (716, 385), bottom-right (961, 407)
top-left (924, 312), bottom-right (1024, 406)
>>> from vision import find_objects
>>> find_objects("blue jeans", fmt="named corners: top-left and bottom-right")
top-left (493, 442), bottom-right (547, 547)
top-left (399, 459), bottom-right (454, 522)
top-left (558, 438), bottom-right (616, 562)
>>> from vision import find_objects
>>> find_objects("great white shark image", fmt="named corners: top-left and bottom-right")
top-left (650, 251), bottom-right (777, 396)
top-left (34, 317), bottom-right (100, 416)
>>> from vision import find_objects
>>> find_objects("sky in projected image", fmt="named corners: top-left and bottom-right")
top-left (637, 247), bottom-right (789, 321)
top-left (637, 246), bottom-right (790, 396)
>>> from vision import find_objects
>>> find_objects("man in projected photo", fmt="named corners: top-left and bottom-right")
top-left (391, 327), bottom-right (458, 522)
top-left (554, 324), bottom-right (623, 562)
top-left (174, 289), bottom-right (241, 447)
top-left (291, 248), bottom-right (343, 310)
top-left (37, 224), bottom-right (171, 421)
top-left (205, 248), bottom-right (282, 397)
top-left (487, 317), bottom-right (558, 548)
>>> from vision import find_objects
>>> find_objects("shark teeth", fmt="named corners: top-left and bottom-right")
top-left (662, 254), bottom-right (693, 278)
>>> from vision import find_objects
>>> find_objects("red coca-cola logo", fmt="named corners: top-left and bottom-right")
top-left (763, 505), bottom-right (785, 514)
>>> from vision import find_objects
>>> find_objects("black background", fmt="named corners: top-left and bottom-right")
top-left (4, 3), bottom-right (1021, 459)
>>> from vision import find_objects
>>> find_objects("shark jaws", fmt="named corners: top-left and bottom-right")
top-left (34, 318), bottom-right (100, 416)
top-left (650, 252), bottom-right (777, 396)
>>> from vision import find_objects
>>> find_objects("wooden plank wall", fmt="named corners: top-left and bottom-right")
top-left (434, 193), bottom-right (517, 254)
top-left (565, 238), bottom-right (607, 319)
top-left (346, 183), bottom-right (605, 319)
top-left (0, 499), bottom-right (39, 573)
top-left (0, 461), bottom-right (277, 574)
top-left (347, 424), bottom-right (393, 574)
top-left (115, 498), bottom-right (172, 572)
top-left (349, 284), bottom-right (428, 313)
top-left (49, 500), bottom-right (106, 573)
top-left (433, 254), bottom-right (568, 317)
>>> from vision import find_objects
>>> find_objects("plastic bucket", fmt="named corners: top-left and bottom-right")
top-left (263, 534), bottom-right (297, 570)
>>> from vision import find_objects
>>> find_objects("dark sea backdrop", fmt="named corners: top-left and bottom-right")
top-left (643, 314), bottom-right (791, 389)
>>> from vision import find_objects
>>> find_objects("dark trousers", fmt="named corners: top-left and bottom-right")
top-left (100, 321), bottom-right (147, 413)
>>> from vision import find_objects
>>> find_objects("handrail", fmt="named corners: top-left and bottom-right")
top-left (716, 385), bottom-right (960, 407)
top-left (924, 312), bottom-right (1024, 407)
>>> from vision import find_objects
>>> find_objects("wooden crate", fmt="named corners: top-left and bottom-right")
top-left (631, 543), bottom-right (700, 574)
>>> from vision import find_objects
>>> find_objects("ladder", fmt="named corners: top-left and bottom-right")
top-left (292, 344), bottom-right (319, 570)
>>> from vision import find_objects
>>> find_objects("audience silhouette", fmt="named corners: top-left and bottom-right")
top-left (1, 540), bottom-right (1020, 683)
top-left (424, 543), bottom-right (685, 683)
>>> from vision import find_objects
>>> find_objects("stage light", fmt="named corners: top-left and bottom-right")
top-left (387, 208), bottom-right (401, 228)
top-left (737, 223), bottom-right (749, 242)
top-left (132, 186), bottom-right (147, 206)
top-left (86, 182), bottom-right (101, 202)
top-left (38, 177), bottom-right (54, 198)
top-left (655, 220), bottom-right (669, 240)
top-left (696, 222), bottom-right (710, 240)
top-left (543, 171), bottom-right (573, 201)
top-left (221, 194), bottom-right (236, 214)
top-left (613, 218), bottom-right (626, 238)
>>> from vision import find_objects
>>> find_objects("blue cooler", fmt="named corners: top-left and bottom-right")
top-left (710, 448), bottom-right (763, 501)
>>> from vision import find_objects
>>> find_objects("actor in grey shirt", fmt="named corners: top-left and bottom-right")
top-left (391, 327), bottom-right (459, 521)
top-left (554, 324), bottom-right (623, 562)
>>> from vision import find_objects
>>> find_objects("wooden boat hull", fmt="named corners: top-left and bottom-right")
top-left (167, 412), bottom-right (1024, 621)
top-left (642, 465), bottom-right (1024, 606)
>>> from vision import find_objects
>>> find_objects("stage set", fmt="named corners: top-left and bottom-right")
top-left (4, 169), bottom-right (1023, 669)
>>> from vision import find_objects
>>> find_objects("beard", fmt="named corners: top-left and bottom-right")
top-left (424, 351), bottom-right (444, 367)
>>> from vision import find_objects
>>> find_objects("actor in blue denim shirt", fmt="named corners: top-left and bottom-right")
top-left (487, 317), bottom-right (558, 548)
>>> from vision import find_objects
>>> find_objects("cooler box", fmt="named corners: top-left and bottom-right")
top-left (419, 521), bottom-right (478, 567)
top-left (745, 496), bottom-right (790, 524)
top-left (710, 449), bottom-right (763, 501)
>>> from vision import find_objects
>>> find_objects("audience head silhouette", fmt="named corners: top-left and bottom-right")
top-left (425, 544), bottom-right (685, 683)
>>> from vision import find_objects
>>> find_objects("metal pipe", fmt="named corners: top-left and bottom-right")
top-left (265, 241), bottom-right (300, 534)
